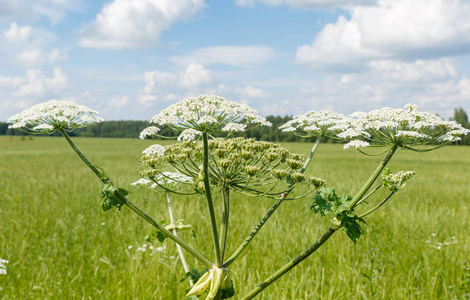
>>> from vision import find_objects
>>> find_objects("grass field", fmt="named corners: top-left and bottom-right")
top-left (1, 136), bottom-right (469, 299)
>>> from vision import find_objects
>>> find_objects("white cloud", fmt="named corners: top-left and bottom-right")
top-left (234, 0), bottom-right (377, 9)
top-left (181, 63), bottom-right (212, 88)
top-left (296, 58), bottom-right (469, 118)
top-left (108, 95), bottom-right (130, 109)
top-left (139, 63), bottom-right (213, 105)
top-left (171, 46), bottom-right (277, 67)
top-left (2, 22), bottom-right (66, 67)
top-left (242, 85), bottom-right (270, 98)
top-left (14, 49), bottom-right (67, 67)
top-left (0, 0), bottom-right (82, 24)
top-left (79, 0), bottom-right (205, 50)
top-left (0, 68), bottom-right (68, 118)
top-left (296, 0), bottom-right (470, 70)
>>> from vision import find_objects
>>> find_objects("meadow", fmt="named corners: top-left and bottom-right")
top-left (0, 136), bottom-right (469, 299)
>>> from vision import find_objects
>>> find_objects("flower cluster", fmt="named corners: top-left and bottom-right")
top-left (340, 104), bottom-right (470, 150)
top-left (0, 258), bottom-right (8, 275)
top-left (132, 172), bottom-right (193, 193)
top-left (8, 100), bottom-right (103, 133)
top-left (279, 110), bottom-right (349, 138)
top-left (139, 138), bottom-right (321, 198)
top-left (381, 169), bottom-right (416, 192)
top-left (140, 95), bottom-right (271, 140)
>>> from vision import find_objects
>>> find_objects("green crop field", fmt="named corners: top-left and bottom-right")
top-left (1, 136), bottom-right (469, 299)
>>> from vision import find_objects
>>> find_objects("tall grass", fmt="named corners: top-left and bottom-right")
top-left (1, 136), bottom-right (469, 299)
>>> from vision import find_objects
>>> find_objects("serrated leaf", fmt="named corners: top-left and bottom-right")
top-left (310, 187), bottom-right (337, 216)
top-left (341, 215), bottom-right (366, 244)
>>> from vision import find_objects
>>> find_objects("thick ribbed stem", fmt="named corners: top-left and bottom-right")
top-left (350, 146), bottom-right (398, 208)
top-left (219, 187), bottom-right (230, 263)
top-left (202, 132), bottom-right (221, 267)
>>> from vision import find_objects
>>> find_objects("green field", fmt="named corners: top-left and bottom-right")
top-left (1, 136), bottom-right (469, 299)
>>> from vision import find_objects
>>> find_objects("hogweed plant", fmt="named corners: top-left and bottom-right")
top-left (8, 97), bottom-right (469, 299)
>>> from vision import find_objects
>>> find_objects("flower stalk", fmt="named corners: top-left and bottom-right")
top-left (60, 129), bottom-right (213, 269)
top-left (203, 132), bottom-right (222, 267)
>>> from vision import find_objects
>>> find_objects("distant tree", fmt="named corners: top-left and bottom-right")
top-left (453, 107), bottom-right (468, 127)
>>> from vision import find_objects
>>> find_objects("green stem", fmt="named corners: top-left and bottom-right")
top-left (358, 191), bottom-right (396, 218)
top-left (219, 187), bottom-right (230, 263)
top-left (202, 132), bottom-right (222, 267)
top-left (59, 129), bottom-right (213, 269)
top-left (224, 139), bottom-right (321, 267)
top-left (300, 139), bottom-right (321, 174)
top-left (242, 227), bottom-right (336, 299)
top-left (166, 192), bottom-right (193, 286)
top-left (60, 129), bottom-right (105, 182)
top-left (350, 146), bottom-right (398, 208)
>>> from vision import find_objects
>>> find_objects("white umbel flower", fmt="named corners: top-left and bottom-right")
top-left (8, 100), bottom-right (103, 133)
top-left (139, 126), bottom-right (161, 139)
top-left (146, 95), bottom-right (271, 139)
top-left (279, 110), bottom-right (349, 138)
top-left (142, 144), bottom-right (166, 156)
top-left (344, 104), bottom-right (470, 150)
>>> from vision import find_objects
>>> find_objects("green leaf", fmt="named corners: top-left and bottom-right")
top-left (181, 269), bottom-right (206, 284)
top-left (221, 278), bottom-right (235, 299)
top-left (145, 221), bottom-right (168, 243)
top-left (100, 183), bottom-right (125, 212)
top-left (341, 215), bottom-right (366, 244)
top-left (311, 187), bottom-right (336, 216)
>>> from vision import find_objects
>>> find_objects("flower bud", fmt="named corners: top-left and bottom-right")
top-left (244, 165), bottom-right (260, 176)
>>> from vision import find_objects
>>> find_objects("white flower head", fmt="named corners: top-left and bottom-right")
top-left (344, 140), bottom-right (370, 149)
top-left (139, 126), bottom-right (161, 140)
top-left (279, 110), bottom-right (349, 138)
top-left (142, 144), bottom-right (166, 157)
top-left (148, 95), bottom-right (271, 135)
top-left (177, 128), bottom-right (202, 141)
top-left (345, 104), bottom-right (470, 150)
top-left (8, 100), bottom-right (103, 133)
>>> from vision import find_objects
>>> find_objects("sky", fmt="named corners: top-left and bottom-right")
top-left (1, 0), bottom-right (470, 121)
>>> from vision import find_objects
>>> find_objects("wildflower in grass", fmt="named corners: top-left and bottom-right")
top-left (0, 258), bottom-right (8, 275)
top-left (8, 99), bottom-right (103, 133)
top-left (341, 104), bottom-right (470, 151)
top-left (140, 95), bottom-right (271, 140)
top-left (279, 110), bottom-right (349, 138)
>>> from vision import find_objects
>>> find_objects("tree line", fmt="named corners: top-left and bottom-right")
top-left (2, 108), bottom-right (469, 144)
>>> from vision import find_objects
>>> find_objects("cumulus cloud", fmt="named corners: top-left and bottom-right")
top-left (296, 58), bottom-right (469, 118)
top-left (2, 22), bottom-right (66, 67)
top-left (242, 85), bottom-right (270, 98)
top-left (139, 63), bottom-right (213, 105)
top-left (171, 45), bottom-right (277, 67)
top-left (0, 67), bottom-right (68, 118)
top-left (296, 0), bottom-right (470, 70)
top-left (79, 0), bottom-right (205, 50)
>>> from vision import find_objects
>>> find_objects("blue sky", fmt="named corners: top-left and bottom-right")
top-left (1, 0), bottom-right (470, 121)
